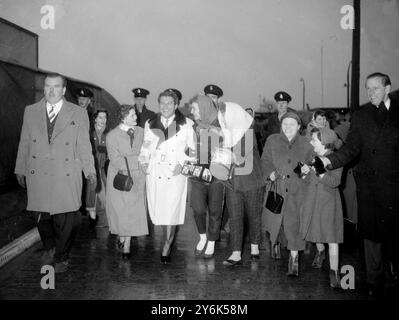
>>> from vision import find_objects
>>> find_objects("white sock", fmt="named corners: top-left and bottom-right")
top-left (251, 244), bottom-right (259, 255)
top-left (227, 251), bottom-right (241, 261)
top-left (196, 234), bottom-right (207, 250)
top-left (290, 250), bottom-right (298, 258)
top-left (205, 241), bottom-right (215, 255)
top-left (88, 210), bottom-right (96, 219)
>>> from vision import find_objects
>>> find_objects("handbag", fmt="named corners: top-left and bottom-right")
top-left (113, 157), bottom-right (133, 191)
top-left (265, 180), bottom-right (284, 214)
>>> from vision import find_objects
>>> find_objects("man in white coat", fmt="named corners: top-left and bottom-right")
top-left (139, 90), bottom-right (195, 264)
top-left (15, 73), bottom-right (96, 273)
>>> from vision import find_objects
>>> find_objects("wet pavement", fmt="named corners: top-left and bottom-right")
top-left (0, 206), bottom-right (386, 300)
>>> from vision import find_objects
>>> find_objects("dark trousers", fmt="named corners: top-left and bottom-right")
top-left (364, 239), bottom-right (384, 286)
top-left (227, 187), bottom-right (264, 251)
top-left (191, 181), bottom-right (224, 241)
top-left (34, 211), bottom-right (81, 263)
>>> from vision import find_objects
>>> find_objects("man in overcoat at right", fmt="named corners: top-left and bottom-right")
top-left (320, 72), bottom-right (399, 297)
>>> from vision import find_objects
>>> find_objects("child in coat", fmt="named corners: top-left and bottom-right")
top-left (299, 127), bottom-right (344, 288)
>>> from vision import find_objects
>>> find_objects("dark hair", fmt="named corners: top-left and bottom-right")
top-left (310, 127), bottom-right (334, 150)
top-left (45, 72), bottom-right (67, 87)
top-left (158, 90), bottom-right (178, 105)
top-left (93, 109), bottom-right (108, 120)
top-left (119, 104), bottom-right (135, 122)
top-left (366, 72), bottom-right (391, 87)
top-left (313, 110), bottom-right (327, 119)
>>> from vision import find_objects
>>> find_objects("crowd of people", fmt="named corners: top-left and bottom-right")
top-left (14, 71), bottom-right (398, 298)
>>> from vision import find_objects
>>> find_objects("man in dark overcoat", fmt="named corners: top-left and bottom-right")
top-left (321, 72), bottom-right (399, 297)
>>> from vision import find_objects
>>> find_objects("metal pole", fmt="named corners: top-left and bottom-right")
top-left (321, 40), bottom-right (324, 108)
top-left (345, 61), bottom-right (352, 109)
top-left (351, 0), bottom-right (360, 113)
top-left (300, 78), bottom-right (305, 111)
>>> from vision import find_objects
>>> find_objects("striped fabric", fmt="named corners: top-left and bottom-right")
top-left (48, 105), bottom-right (56, 123)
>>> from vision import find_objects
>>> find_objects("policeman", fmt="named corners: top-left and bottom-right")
top-left (165, 88), bottom-right (183, 106)
top-left (132, 88), bottom-right (156, 128)
top-left (76, 87), bottom-right (95, 119)
top-left (267, 91), bottom-right (296, 137)
top-left (204, 84), bottom-right (223, 104)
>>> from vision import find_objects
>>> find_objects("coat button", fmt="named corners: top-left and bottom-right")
top-left (287, 159), bottom-right (291, 164)
top-left (286, 175), bottom-right (290, 179)
top-left (31, 170), bottom-right (35, 174)
top-left (66, 173), bottom-right (70, 176)
top-left (288, 146), bottom-right (292, 150)
top-left (372, 149), bottom-right (376, 154)
top-left (65, 142), bottom-right (69, 146)
top-left (286, 188), bottom-right (288, 192)
top-left (32, 155), bottom-right (36, 159)
top-left (158, 176), bottom-right (161, 179)
top-left (65, 158), bottom-right (69, 161)
top-left (33, 139), bottom-right (36, 143)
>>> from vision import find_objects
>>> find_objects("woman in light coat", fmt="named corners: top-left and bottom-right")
top-left (139, 90), bottom-right (195, 264)
top-left (106, 105), bottom-right (148, 260)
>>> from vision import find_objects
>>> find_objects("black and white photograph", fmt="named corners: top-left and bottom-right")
top-left (0, 0), bottom-right (398, 309)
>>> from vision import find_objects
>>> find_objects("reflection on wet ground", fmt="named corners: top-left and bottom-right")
top-left (0, 207), bottom-right (386, 300)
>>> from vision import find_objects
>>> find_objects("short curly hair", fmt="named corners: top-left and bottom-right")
top-left (158, 90), bottom-right (178, 105)
top-left (118, 104), bottom-right (135, 122)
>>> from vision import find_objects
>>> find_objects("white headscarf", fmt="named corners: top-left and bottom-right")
top-left (218, 102), bottom-right (253, 148)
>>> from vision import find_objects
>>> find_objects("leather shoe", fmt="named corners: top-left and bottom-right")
top-left (329, 269), bottom-right (342, 289)
top-left (270, 243), bottom-right (281, 260)
top-left (367, 283), bottom-right (384, 299)
top-left (160, 255), bottom-right (171, 264)
top-left (287, 255), bottom-right (299, 277)
top-left (54, 260), bottom-right (69, 273)
top-left (204, 253), bottom-right (214, 259)
top-left (312, 250), bottom-right (326, 269)
top-left (251, 254), bottom-right (260, 260)
top-left (194, 248), bottom-right (204, 257)
top-left (122, 252), bottom-right (131, 260)
top-left (117, 240), bottom-right (124, 249)
top-left (223, 259), bottom-right (242, 266)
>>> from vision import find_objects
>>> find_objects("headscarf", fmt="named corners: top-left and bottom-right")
top-left (218, 102), bottom-right (253, 148)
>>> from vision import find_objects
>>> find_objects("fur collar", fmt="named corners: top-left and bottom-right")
top-left (148, 109), bottom-right (187, 143)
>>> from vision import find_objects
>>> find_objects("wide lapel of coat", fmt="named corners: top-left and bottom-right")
top-left (50, 99), bottom-right (75, 143)
top-left (37, 98), bottom-right (49, 143)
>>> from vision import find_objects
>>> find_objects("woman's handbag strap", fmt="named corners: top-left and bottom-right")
top-left (124, 157), bottom-right (132, 179)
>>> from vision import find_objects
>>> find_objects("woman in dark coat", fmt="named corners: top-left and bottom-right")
top-left (86, 110), bottom-right (109, 229)
top-left (300, 127), bottom-right (343, 288)
top-left (261, 112), bottom-right (313, 276)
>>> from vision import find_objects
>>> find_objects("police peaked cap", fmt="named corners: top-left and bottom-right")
top-left (132, 88), bottom-right (150, 98)
top-left (76, 88), bottom-right (94, 98)
top-left (165, 88), bottom-right (182, 101)
top-left (274, 91), bottom-right (292, 102)
top-left (204, 84), bottom-right (223, 97)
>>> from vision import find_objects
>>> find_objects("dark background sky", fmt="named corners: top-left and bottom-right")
top-left (1, 0), bottom-right (398, 111)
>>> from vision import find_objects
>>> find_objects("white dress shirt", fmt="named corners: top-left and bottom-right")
top-left (161, 115), bottom-right (175, 128)
top-left (46, 99), bottom-right (63, 118)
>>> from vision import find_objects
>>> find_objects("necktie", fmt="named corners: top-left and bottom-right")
top-left (127, 128), bottom-right (135, 148)
top-left (48, 105), bottom-right (56, 123)
top-left (165, 118), bottom-right (169, 128)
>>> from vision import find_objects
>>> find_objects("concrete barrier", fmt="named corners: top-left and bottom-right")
top-left (0, 228), bottom-right (40, 268)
